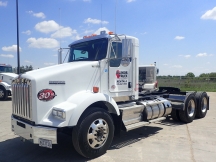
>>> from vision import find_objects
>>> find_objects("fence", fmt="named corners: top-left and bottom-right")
top-left (157, 77), bottom-right (216, 92)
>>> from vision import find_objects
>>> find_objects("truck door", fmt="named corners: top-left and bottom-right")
top-left (108, 41), bottom-right (133, 93)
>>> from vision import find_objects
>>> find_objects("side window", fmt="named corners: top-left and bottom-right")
top-left (110, 42), bottom-right (122, 67)
top-left (139, 68), bottom-right (146, 82)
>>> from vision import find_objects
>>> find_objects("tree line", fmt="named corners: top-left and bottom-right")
top-left (13, 65), bottom-right (33, 74)
top-left (158, 72), bottom-right (216, 80)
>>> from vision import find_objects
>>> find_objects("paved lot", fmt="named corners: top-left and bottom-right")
top-left (0, 92), bottom-right (216, 162)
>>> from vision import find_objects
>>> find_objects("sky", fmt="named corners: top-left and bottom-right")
top-left (0, 0), bottom-right (216, 76)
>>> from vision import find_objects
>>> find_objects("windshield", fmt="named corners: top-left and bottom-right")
top-left (68, 38), bottom-right (108, 62)
top-left (0, 66), bottom-right (13, 73)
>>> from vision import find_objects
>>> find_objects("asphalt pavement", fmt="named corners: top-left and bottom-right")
top-left (0, 92), bottom-right (216, 162)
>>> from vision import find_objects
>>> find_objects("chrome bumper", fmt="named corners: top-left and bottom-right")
top-left (11, 116), bottom-right (57, 144)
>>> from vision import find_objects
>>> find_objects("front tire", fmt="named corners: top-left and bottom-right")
top-left (0, 86), bottom-right (8, 100)
top-left (72, 108), bottom-right (114, 158)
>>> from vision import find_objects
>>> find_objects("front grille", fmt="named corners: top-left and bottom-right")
top-left (12, 77), bottom-right (32, 120)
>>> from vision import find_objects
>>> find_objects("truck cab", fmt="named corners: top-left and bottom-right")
top-left (0, 64), bottom-right (17, 100)
top-left (11, 31), bottom-right (209, 159)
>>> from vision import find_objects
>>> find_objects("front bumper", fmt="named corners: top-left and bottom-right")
top-left (11, 116), bottom-right (57, 144)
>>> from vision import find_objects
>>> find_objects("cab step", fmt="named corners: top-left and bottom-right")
top-left (125, 117), bottom-right (166, 131)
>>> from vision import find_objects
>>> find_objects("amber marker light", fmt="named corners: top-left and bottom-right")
top-left (93, 87), bottom-right (99, 93)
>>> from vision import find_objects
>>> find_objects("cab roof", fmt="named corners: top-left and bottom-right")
top-left (68, 31), bottom-right (112, 47)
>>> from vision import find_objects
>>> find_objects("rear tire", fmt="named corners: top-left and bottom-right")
top-left (195, 92), bottom-right (208, 118)
top-left (0, 86), bottom-right (8, 100)
top-left (179, 93), bottom-right (196, 123)
top-left (72, 108), bottom-right (114, 158)
top-left (171, 109), bottom-right (181, 121)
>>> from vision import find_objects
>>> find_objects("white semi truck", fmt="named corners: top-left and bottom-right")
top-left (0, 64), bottom-right (18, 100)
top-left (11, 31), bottom-right (209, 158)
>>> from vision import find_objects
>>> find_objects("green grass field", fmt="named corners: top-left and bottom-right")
top-left (158, 78), bottom-right (216, 92)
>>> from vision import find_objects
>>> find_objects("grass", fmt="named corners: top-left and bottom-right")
top-left (158, 78), bottom-right (216, 92)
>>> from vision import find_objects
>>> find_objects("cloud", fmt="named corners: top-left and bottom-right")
top-left (83, 0), bottom-right (91, 2)
top-left (94, 27), bottom-right (110, 35)
top-left (196, 53), bottom-right (208, 57)
top-left (2, 45), bottom-right (22, 52)
top-left (44, 62), bottom-right (55, 66)
top-left (35, 20), bottom-right (59, 33)
top-left (0, 1), bottom-right (7, 7)
top-left (51, 27), bottom-right (77, 38)
top-left (33, 12), bottom-right (46, 19)
top-left (174, 36), bottom-right (185, 40)
top-left (25, 60), bottom-right (33, 63)
top-left (0, 54), bottom-right (14, 58)
top-left (27, 37), bottom-right (59, 49)
top-left (163, 64), bottom-right (168, 66)
top-left (172, 65), bottom-right (182, 68)
top-left (179, 54), bottom-right (191, 58)
top-left (27, 11), bottom-right (46, 19)
top-left (201, 7), bottom-right (216, 20)
top-left (127, 0), bottom-right (136, 3)
top-left (22, 30), bottom-right (31, 35)
top-left (196, 53), bottom-right (214, 57)
top-left (84, 18), bottom-right (109, 25)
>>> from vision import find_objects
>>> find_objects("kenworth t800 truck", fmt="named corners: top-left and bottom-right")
top-left (0, 64), bottom-right (17, 100)
top-left (11, 31), bottom-right (209, 158)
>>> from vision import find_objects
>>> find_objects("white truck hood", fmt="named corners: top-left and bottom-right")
top-left (16, 61), bottom-right (101, 124)
top-left (22, 62), bottom-right (98, 80)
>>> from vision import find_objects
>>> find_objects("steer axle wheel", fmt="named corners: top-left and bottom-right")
top-left (0, 86), bottom-right (8, 100)
top-left (179, 93), bottom-right (197, 123)
top-left (72, 107), bottom-right (114, 158)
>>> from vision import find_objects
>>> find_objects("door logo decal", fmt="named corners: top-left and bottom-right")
top-left (116, 70), bottom-right (128, 86)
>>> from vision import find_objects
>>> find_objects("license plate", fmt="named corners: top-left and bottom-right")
top-left (39, 138), bottom-right (52, 149)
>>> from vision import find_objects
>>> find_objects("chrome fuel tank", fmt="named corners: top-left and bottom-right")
top-left (139, 98), bottom-right (172, 121)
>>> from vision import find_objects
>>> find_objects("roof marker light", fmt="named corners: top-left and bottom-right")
top-left (83, 34), bottom-right (97, 39)
top-left (93, 87), bottom-right (99, 93)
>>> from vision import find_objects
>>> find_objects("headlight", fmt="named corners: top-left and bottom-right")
top-left (52, 109), bottom-right (66, 120)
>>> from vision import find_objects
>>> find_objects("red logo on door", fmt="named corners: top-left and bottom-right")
top-left (116, 70), bottom-right (120, 78)
top-left (37, 89), bottom-right (56, 101)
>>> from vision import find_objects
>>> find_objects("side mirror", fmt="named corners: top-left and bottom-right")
top-left (157, 68), bottom-right (159, 74)
top-left (122, 39), bottom-right (133, 57)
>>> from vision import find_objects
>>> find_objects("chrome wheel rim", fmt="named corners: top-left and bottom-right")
top-left (0, 89), bottom-right (4, 98)
top-left (87, 118), bottom-right (109, 149)
top-left (187, 99), bottom-right (195, 117)
top-left (201, 97), bottom-right (207, 113)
